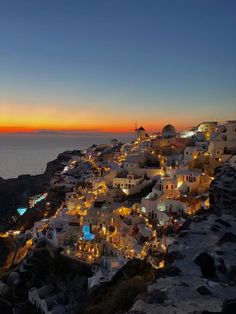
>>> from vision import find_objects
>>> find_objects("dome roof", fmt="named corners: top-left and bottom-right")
top-left (162, 124), bottom-right (176, 138)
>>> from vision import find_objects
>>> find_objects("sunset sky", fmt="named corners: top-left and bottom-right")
top-left (0, 0), bottom-right (236, 133)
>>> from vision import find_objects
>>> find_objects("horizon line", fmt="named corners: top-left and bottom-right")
top-left (0, 124), bottom-right (194, 134)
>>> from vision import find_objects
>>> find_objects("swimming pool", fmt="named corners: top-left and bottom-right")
top-left (82, 225), bottom-right (95, 241)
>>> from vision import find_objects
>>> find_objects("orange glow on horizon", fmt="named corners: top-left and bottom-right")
top-left (0, 122), bottom-right (190, 134)
top-left (0, 102), bottom-right (196, 133)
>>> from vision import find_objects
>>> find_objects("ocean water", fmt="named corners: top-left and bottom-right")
top-left (0, 133), bottom-right (133, 179)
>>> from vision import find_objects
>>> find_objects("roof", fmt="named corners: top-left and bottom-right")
top-left (139, 224), bottom-right (151, 237)
top-left (162, 124), bottom-right (176, 134)
top-left (138, 126), bottom-right (145, 131)
top-left (36, 284), bottom-right (56, 298)
top-left (176, 169), bottom-right (202, 176)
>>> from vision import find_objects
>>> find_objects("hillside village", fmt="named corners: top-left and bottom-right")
top-left (1, 120), bottom-right (236, 314)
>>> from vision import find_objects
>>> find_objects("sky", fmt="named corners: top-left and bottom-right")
top-left (0, 0), bottom-right (235, 133)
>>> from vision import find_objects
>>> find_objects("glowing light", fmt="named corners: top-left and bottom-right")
top-left (141, 206), bottom-right (146, 213)
top-left (157, 261), bottom-right (165, 269)
top-left (35, 193), bottom-right (47, 204)
top-left (17, 207), bottom-right (27, 216)
top-left (0, 232), bottom-right (9, 238)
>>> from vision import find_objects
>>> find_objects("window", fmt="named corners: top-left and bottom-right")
top-left (166, 185), bottom-right (168, 189)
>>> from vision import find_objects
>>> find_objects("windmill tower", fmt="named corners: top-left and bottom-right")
top-left (136, 126), bottom-right (146, 141)
top-left (131, 121), bottom-right (146, 140)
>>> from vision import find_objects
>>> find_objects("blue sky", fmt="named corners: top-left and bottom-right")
top-left (0, 0), bottom-right (235, 131)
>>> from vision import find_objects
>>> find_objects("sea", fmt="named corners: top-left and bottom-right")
top-left (0, 133), bottom-right (133, 179)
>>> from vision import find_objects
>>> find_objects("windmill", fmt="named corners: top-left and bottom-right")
top-left (130, 121), bottom-right (138, 138)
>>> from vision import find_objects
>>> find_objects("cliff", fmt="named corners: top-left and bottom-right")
top-left (0, 151), bottom-right (72, 231)
top-left (129, 213), bottom-right (236, 314)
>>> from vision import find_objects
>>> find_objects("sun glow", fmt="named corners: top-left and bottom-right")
top-left (0, 102), bottom-right (194, 133)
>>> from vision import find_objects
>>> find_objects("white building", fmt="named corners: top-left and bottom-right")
top-left (123, 154), bottom-right (146, 170)
top-left (50, 175), bottom-right (79, 192)
top-left (113, 172), bottom-right (143, 190)
top-left (197, 121), bottom-right (218, 137)
top-left (28, 285), bottom-right (71, 314)
top-left (136, 126), bottom-right (146, 141)
top-left (183, 146), bottom-right (204, 163)
top-left (49, 217), bottom-right (69, 233)
top-left (208, 121), bottom-right (236, 160)
top-left (141, 193), bottom-right (187, 224)
top-left (175, 169), bottom-right (202, 194)
top-left (155, 176), bottom-right (179, 198)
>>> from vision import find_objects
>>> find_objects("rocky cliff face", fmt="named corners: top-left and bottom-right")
top-left (129, 214), bottom-right (236, 314)
top-left (0, 151), bottom-right (71, 231)
top-left (209, 164), bottom-right (236, 215)
top-left (130, 165), bottom-right (236, 314)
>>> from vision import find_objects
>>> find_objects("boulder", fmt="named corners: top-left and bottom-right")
top-left (197, 286), bottom-right (212, 296)
top-left (217, 233), bottom-right (236, 246)
top-left (194, 252), bottom-right (216, 279)
top-left (222, 299), bottom-right (236, 314)
top-left (137, 289), bottom-right (167, 304)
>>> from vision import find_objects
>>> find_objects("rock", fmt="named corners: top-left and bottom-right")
top-left (129, 311), bottom-right (147, 314)
top-left (222, 299), bottom-right (236, 314)
top-left (167, 251), bottom-right (185, 261)
top-left (215, 251), bottom-right (224, 255)
top-left (137, 289), bottom-right (167, 304)
top-left (211, 225), bottom-right (221, 232)
top-left (199, 311), bottom-right (220, 314)
top-left (217, 258), bottom-right (227, 274)
top-left (0, 150), bottom-right (71, 231)
top-left (178, 231), bottom-right (189, 237)
top-left (180, 281), bottom-right (189, 287)
top-left (156, 266), bottom-right (182, 277)
top-left (209, 165), bottom-right (236, 215)
top-left (196, 286), bottom-right (212, 296)
top-left (217, 233), bottom-right (236, 246)
top-left (7, 272), bottom-right (20, 286)
top-left (0, 238), bottom-right (15, 270)
top-left (0, 297), bottom-right (13, 314)
top-left (227, 266), bottom-right (236, 283)
top-left (215, 219), bottom-right (231, 228)
top-left (194, 252), bottom-right (216, 279)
